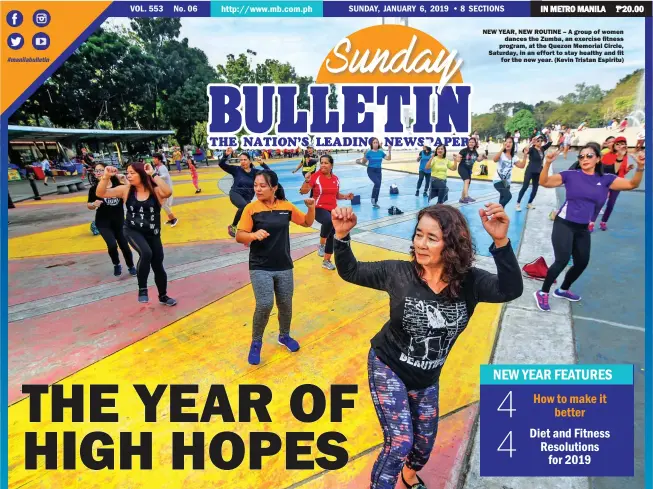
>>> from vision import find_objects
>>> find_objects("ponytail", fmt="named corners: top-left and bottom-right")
top-left (275, 184), bottom-right (286, 200)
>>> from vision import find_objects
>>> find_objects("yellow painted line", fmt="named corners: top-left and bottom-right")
top-left (8, 198), bottom-right (315, 259)
top-left (8, 242), bottom-right (501, 489)
top-left (18, 196), bottom-right (89, 206)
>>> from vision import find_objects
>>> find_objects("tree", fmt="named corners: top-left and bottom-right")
top-left (558, 83), bottom-right (604, 105)
top-left (533, 101), bottom-right (559, 128)
top-left (505, 109), bottom-right (538, 136)
top-left (472, 112), bottom-right (506, 139)
top-left (328, 84), bottom-right (338, 109)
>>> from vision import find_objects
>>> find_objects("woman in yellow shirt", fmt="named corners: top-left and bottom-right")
top-left (425, 144), bottom-right (458, 204)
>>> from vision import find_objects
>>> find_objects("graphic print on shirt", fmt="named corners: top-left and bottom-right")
top-left (129, 204), bottom-right (159, 235)
top-left (104, 197), bottom-right (121, 207)
top-left (399, 297), bottom-right (468, 370)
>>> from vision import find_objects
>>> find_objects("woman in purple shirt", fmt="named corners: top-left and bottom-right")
top-left (534, 142), bottom-right (645, 312)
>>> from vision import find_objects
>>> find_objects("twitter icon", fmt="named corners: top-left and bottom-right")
top-left (7, 33), bottom-right (24, 50)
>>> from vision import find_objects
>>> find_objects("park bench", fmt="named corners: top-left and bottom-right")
top-left (57, 179), bottom-right (85, 194)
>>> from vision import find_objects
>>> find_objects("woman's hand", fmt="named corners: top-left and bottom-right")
top-left (479, 203), bottom-right (509, 247)
top-left (545, 149), bottom-right (560, 162)
top-left (144, 163), bottom-right (155, 176)
top-left (103, 166), bottom-right (118, 179)
top-left (94, 200), bottom-right (103, 208)
top-left (331, 207), bottom-right (358, 238)
top-left (635, 151), bottom-right (645, 169)
top-left (304, 198), bottom-right (315, 209)
top-left (225, 147), bottom-right (234, 156)
top-left (251, 230), bottom-right (270, 241)
top-left (346, 193), bottom-right (355, 200)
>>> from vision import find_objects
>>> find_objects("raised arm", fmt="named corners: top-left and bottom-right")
top-left (610, 152), bottom-right (645, 191)
top-left (515, 148), bottom-right (528, 169)
top-left (384, 145), bottom-right (392, 161)
top-left (473, 203), bottom-right (523, 303)
top-left (218, 148), bottom-right (236, 175)
top-left (539, 150), bottom-right (563, 188)
top-left (96, 167), bottom-right (129, 200)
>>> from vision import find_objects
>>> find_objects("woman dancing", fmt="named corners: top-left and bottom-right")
top-left (415, 146), bottom-right (433, 197)
top-left (534, 143), bottom-right (645, 312)
top-left (219, 147), bottom-right (270, 237)
top-left (96, 163), bottom-right (176, 305)
top-left (299, 154), bottom-right (354, 270)
top-left (425, 144), bottom-right (457, 204)
top-left (516, 132), bottom-right (552, 211)
top-left (87, 163), bottom-right (136, 277)
top-left (361, 138), bottom-right (392, 208)
top-left (457, 138), bottom-right (480, 203)
top-left (492, 137), bottom-right (526, 208)
top-left (332, 203), bottom-right (523, 489)
top-left (236, 170), bottom-right (315, 365)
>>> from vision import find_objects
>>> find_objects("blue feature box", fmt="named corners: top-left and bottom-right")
top-left (479, 365), bottom-right (634, 477)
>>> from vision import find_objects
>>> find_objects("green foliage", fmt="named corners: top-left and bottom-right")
top-left (505, 109), bottom-right (538, 136)
top-left (557, 83), bottom-right (604, 105)
top-left (472, 112), bottom-right (506, 139)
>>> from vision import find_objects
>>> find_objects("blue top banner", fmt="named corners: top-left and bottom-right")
top-left (105, 1), bottom-right (652, 17)
top-left (480, 365), bottom-right (635, 384)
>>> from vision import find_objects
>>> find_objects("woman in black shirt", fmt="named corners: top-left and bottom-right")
top-left (457, 138), bottom-right (480, 203)
top-left (219, 147), bottom-right (270, 238)
top-left (516, 133), bottom-right (553, 211)
top-left (97, 162), bottom-right (176, 306)
top-left (332, 203), bottom-right (523, 489)
top-left (87, 163), bottom-right (136, 277)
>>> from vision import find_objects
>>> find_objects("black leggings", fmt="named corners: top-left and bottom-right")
top-left (517, 171), bottom-right (540, 204)
top-left (98, 219), bottom-right (134, 268)
top-left (124, 227), bottom-right (168, 297)
top-left (429, 178), bottom-right (448, 204)
top-left (315, 207), bottom-right (335, 255)
top-left (493, 181), bottom-right (512, 207)
top-left (542, 217), bottom-right (591, 293)
top-left (230, 191), bottom-right (250, 227)
top-left (416, 171), bottom-right (431, 193)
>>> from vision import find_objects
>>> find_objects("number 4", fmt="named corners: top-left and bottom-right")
top-left (497, 390), bottom-right (516, 417)
top-left (497, 431), bottom-right (516, 458)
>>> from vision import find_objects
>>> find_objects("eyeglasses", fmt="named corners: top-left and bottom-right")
top-left (578, 153), bottom-right (596, 160)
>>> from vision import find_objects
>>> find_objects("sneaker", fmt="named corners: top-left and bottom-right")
top-left (527, 203), bottom-right (535, 209)
top-left (467, 196), bottom-right (476, 202)
top-left (113, 264), bottom-right (122, 277)
top-left (423, 192), bottom-right (428, 197)
top-left (553, 289), bottom-right (581, 302)
top-left (128, 266), bottom-right (137, 276)
top-left (248, 340), bottom-right (262, 365)
top-left (322, 260), bottom-right (336, 271)
top-left (600, 222), bottom-right (607, 231)
top-left (373, 203), bottom-right (380, 209)
top-left (195, 189), bottom-right (201, 194)
top-left (170, 218), bottom-right (178, 227)
top-left (159, 295), bottom-right (178, 306)
top-left (588, 223), bottom-right (595, 233)
top-left (318, 244), bottom-right (326, 257)
top-left (415, 190), bottom-right (420, 196)
top-left (165, 219), bottom-right (172, 225)
top-left (278, 334), bottom-right (300, 352)
top-left (534, 291), bottom-right (550, 312)
top-left (515, 203), bottom-right (522, 212)
top-left (228, 225), bottom-right (236, 238)
top-left (459, 198), bottom-right (467, 204)
top-left (138, 288), bottom-right (149, 303)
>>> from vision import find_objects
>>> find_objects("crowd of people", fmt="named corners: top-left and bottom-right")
top-left (80, 131), bottom-right (645, 489)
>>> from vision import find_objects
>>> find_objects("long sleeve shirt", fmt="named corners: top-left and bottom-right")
top-left (334, 237), bottom-right (523, 390)
top-left (218, 153), bottom-right (270, 200)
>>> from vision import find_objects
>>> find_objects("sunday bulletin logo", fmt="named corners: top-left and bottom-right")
top-left (207, 25), bottom-right (472, 150)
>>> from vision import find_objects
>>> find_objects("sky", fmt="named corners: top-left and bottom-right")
top-left (103, 16), bottom-right (645, 115)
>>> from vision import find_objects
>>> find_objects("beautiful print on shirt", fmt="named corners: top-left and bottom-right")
top-left (128, 202), bottom-right (160, 235)
top-left (400, 297), bottom-right (468, 370)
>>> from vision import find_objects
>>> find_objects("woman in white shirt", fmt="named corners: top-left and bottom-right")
top-left (492, 138), bottom-right (526, 207)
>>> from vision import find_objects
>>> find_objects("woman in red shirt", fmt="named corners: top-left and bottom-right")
top-left (300, 154), bottom-right (354, 270)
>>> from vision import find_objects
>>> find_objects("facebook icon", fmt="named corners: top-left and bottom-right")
top-left (6, 10), bottom-right (23, 27)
